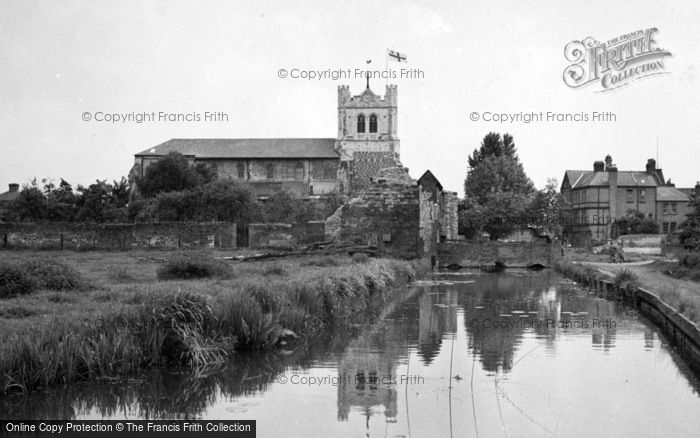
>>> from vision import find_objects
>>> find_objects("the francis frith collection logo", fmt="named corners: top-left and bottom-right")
top-left (563, 28), bottom-right (672, 92)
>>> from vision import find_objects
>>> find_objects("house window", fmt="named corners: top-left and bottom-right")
top-left (266, 163), bottom-right (274, 179)
top-left (369, 114), bottom-right (378, 133)
top-left (639, 189), bottom-right (646, 203)
top-left (670, 222), bottom-right (677, 233)
top-left (294, 162), bottom-right (304, 180)
top-left (663, 202), bottom-right (669, 214)
top-left (671, 202), bottom-right (677, 214)
top-left (236, 162), bottom-right (245, 179)
top-left (357, 114), bottom-right (366, 133)
top-left (626, 189), bottom-right (634, 203)
top-left (663, 222), bottom-right (669, 233)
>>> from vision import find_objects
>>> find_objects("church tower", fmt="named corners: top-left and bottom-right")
top-left (336, 82), bottom-right (403, 193)
top-left (336, 83), bottom-right (399, 157)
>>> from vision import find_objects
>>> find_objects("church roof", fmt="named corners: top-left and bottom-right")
top-left (135, 138), bottom-right (339, 159)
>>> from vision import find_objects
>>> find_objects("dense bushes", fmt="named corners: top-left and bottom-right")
top-left (9, 178), bottom-right (129, 223)
top-left (663, 251), bottom-right (700, 282)
top-left (613, 269), bottom-right (639, 292)
top-left (24, 259), bottom-right (90, 291)
top-left (0, 263), bottom-right (36, 298)
top-left (351, 252), bottom-right (369, 264)
top-left (680, 252), bottom-right (700, 270)
top-left (157, 254), bottom-right (233, 280)
top-left (0, 259), bottom-right (89, 298)
top-left (553, 260), bottom-right (598, 286)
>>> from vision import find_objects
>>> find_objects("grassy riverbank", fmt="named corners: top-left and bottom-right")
top-left (555, 258), bottom-right (700, 325)
top-left (0, 251), bottom-right (425, 394)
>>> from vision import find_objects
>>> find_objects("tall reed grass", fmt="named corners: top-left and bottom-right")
top-left (0, 257), bottom-right (422, 394)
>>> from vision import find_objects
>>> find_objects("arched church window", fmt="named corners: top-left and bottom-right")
top-left (357, 114), bottom-right (365, 133)
top-left (266, 163), bottom-right (274, 179)
top-left (294, 162), bottom-right (304, 180)
top-left (369, 114), bottom-right (378, 133)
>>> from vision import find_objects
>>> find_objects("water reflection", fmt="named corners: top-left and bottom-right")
top-left (3, 270), bottom-right (700, 437)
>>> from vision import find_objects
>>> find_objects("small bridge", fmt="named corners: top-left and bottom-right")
top-left (437, 241), bottom-right (560, 269)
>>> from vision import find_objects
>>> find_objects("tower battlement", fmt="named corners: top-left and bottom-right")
top-left (335, 85), bottom-right (401, 174)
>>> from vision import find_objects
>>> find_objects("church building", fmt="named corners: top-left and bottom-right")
top-left (131, 83), bottom-right (404, 198)
top-left (131, 83), bottom-right (459, 256)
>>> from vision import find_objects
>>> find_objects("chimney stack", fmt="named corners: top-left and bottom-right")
top-left (646, 158), bottom-right (656, 174)
top-left (604, 154), bottom-right (613, 170)
top-left (593, 161), bottom-right (605, 172)
top-left (8, 183), bottom-right (19, 193)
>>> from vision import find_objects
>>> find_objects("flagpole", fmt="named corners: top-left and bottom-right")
top-left (385, 48), bottom-right (389, 87)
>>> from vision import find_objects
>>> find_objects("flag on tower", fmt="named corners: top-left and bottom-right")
top-left (387, 49), bottom-right (407, 63)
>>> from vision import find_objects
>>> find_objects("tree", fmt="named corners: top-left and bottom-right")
top-left (468, 132), bottom-right (517, 168)
top-left (45, 178), bottom-right (78, 221)
top-left (612, 210), bottom-right (659, 238)
top-left (461, 134), bottom-right (535, 240)
top-left (75, 180), bottom-right (113, 222)
top-left (135, 179), bottom-right (257, 223)
top-left (13, 179), bottom-right (47, 221)
top-left (679, 191), bottom-right (700, 251)
top-left (259, 189), bottom-right (315, 224)
top-left (137, 152), bottom-right (215, 198)
top-left (526, 178), bottom-right (566, 238)
top-left (110, 177), bottom-right (130, 208)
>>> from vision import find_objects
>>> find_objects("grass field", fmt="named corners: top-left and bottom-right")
top-left (0, 250), bottom-right (425, 394)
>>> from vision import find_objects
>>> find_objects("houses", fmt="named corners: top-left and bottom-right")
top-left (0, 183), bottom-right (20, 221)
top-left (561, 155), bottom-right (695, 246)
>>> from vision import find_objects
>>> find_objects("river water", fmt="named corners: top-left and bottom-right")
top-left (3, 270), bottom-right (700, 437)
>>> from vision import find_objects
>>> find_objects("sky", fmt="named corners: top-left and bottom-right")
top-left (1, 0), bottom-right (699, 194)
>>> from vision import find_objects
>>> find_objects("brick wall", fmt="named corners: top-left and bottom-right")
top-left (0, 222), bottom-right (237, 250)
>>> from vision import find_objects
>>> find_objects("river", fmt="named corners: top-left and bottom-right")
top-left (3, 269), bottom-right (700, 437)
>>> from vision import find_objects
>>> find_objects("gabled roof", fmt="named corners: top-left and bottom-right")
top-left (563, 170), bottom-right (661, 189)
top-left (657, 186), bottom-right (691, 202)
top-left (418, 170), bottom-right (443, 190)
top-left (135, 138), bottom-right (339, 159)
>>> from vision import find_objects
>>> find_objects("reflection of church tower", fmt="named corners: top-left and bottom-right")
top-left (336, 82), bottom-right (403, 193)
top-left (336, 346), bottom-right (398, 423)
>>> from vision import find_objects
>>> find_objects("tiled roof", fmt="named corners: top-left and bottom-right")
top-left (0, 190), bottom-right (19, 202)
top-left (564, 170), bottom-right (660, 188)
top-left (657, 186), bottom-right (691, 202)
top-left (135, 138), bottom-right (339, 159)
